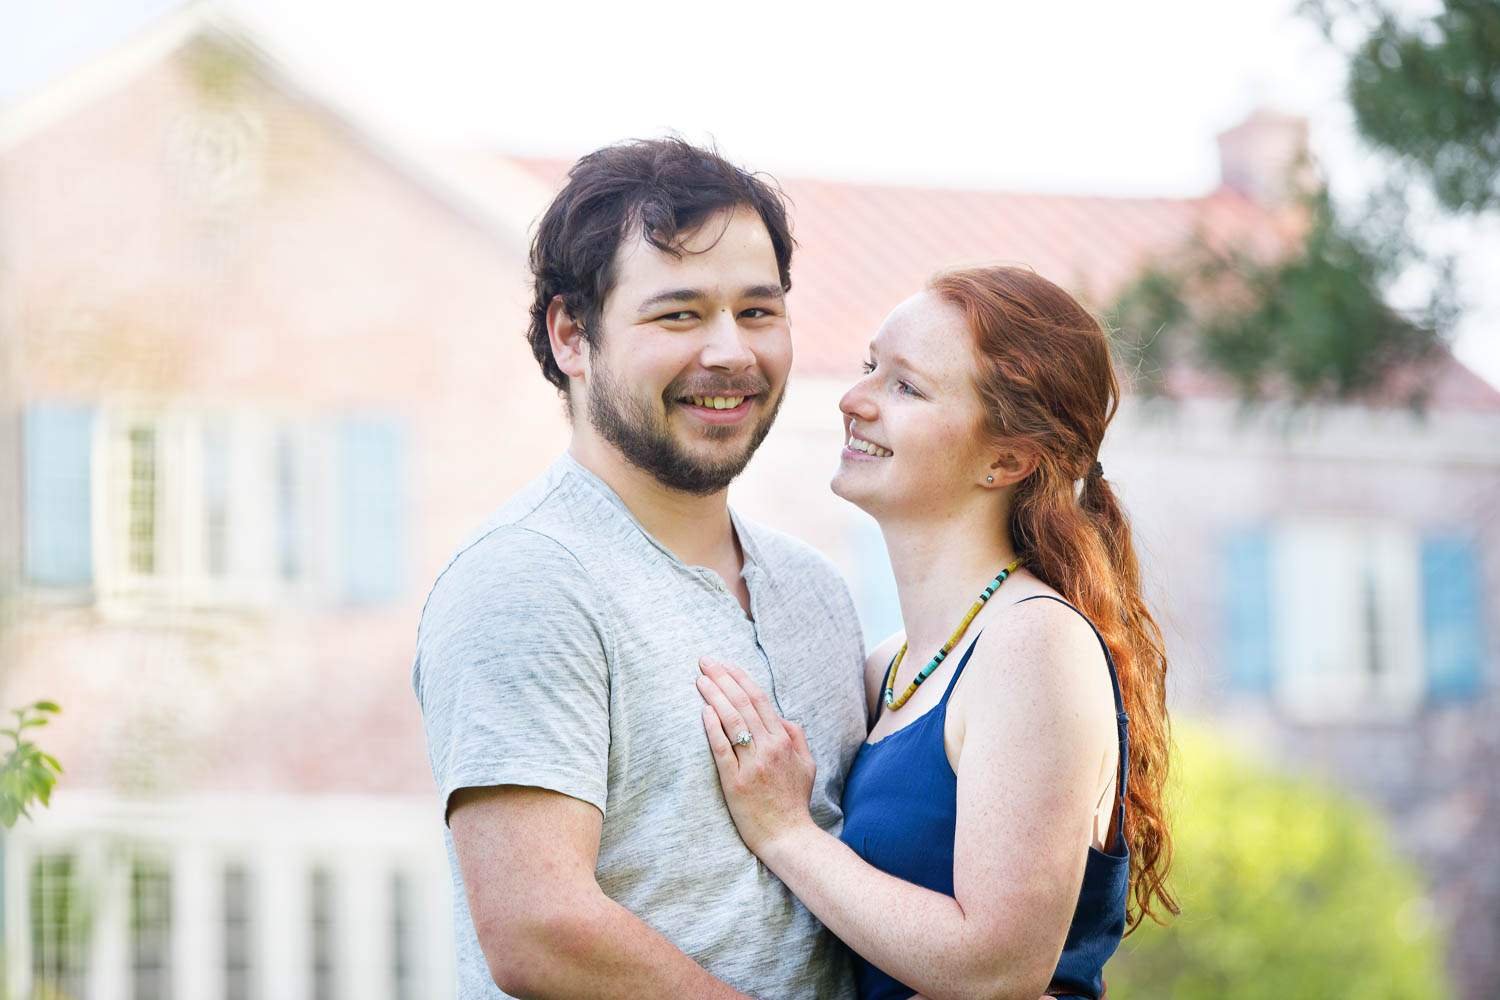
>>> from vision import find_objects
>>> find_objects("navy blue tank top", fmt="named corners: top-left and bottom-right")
top-left (838, 595), bottom-right (1130, 1000)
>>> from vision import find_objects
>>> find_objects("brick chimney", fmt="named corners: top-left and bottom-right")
top-left (1216, 108), bottom-right (1314, 206)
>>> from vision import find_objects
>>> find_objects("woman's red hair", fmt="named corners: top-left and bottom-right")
top-left (930, 265), bottom-right (1179, 931)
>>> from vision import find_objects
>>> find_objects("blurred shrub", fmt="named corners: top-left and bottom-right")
top-left (1108, 726), bottom-right (1449, 998)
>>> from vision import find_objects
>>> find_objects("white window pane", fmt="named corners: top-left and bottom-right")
top-left (310, 867), bottom-right (336, 1000)
top-left (127, 425), bottom-right (160, 576)
top-left (1273, 519), bottom-right (1423, 720)
top-left (30, 852), bottom-right (88, 997)
top-left (204, 422), bottom-right (232, 579)
top-left (224, 863), bottom-right (255, 1000)
top-left (130, 856), bottom-right (173, 1000)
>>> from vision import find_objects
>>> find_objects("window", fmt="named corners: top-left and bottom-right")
top-left (1271, 519), bottom-right (1424, 720)
top-left (126, 425), bottom-right (161, 576)
top-left (223, 863), bottom-right (254, 1000)
top-left (203, 420), bottom-right (232, 579)
top-left (30, 852), bottom-right (88, 998)
top-left (100, 409), bottom-right (178, 599)
top-left (38, 402), bottom-right (406, 611)
top-left (275, 429), bottom-right (304, 583)
top-left (1225, 518), bottom-right (1428, 720)
top-left (391, 871), bottom-right (418, 1000)
top-left (310, 867), bottom-right (337, 1000)
top-left (130, 856), bottom-right (173, 1000)
top-left (93, 408), bottom-right (360, 610)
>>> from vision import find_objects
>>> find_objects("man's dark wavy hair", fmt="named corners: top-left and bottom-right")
top-left (526, 137), bottom-right (795, 397)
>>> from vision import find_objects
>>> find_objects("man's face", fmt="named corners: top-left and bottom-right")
top-left (578, 206), bottom-right (792, 495)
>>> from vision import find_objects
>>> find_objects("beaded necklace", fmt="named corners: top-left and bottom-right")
top-left (882, 557), bottom-right (1024, 711)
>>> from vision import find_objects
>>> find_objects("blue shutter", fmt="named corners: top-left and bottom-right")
top-left (1422, 535), bottom-right (1485, 702)
top-left (23, 404), bottom-right (94, 587)
top-left (1223, 526), bottom-right (1273, 693)
top-left (850, 513), bottom-right (902, 649)
top-left (337, 417), bottom-right (407, 604)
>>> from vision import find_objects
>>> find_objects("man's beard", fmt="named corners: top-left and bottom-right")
top-left (586, 359), bottom-right (784, 496)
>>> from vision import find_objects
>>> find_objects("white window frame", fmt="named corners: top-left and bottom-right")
top-left (94, 404), bottom-right (337, 616)
top-left (6, 794), bottom-right (455, 1000)
top-left (1270, 517), bottom-right (1424, 722)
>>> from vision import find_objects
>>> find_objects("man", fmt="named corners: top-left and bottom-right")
top-left (412, 138), bottom-right (869, 999)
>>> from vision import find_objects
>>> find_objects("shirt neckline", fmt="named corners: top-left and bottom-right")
top-left (556, 452), bottom-right (770, 585)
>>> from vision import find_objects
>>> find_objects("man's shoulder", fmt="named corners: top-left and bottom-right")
top-left (421, 462), bottom-right (610, 616)
top-left (443, 459), bottom-right (623, 573)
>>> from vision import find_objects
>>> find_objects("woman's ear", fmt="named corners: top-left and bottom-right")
top-left (547, 296), bottom-right (588, 381)
top-left (984, 442), bottom-right (1039, 488)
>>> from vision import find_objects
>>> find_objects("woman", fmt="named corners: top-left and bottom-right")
top-left (696, 265), bottom-right (1176, 1000)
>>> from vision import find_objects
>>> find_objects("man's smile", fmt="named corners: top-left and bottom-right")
top-left (676, 393), bottom-right (758, 424)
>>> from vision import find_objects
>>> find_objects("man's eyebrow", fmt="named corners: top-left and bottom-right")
top-left (637, 288), bottom-right (704, 314)
top-left (637, 285), bottom-right (786, 316)
top-left (740, 284), bottom-right (786, 302)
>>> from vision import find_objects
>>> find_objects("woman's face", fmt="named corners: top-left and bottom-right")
top-left (831, 290), bottom-right (996, 519)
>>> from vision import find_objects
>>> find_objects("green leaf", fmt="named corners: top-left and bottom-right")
top-left (31, 701), bottom-right (61, 714)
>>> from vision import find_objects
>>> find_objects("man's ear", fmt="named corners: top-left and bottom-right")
top-left (984, 442), bottom-right (1039, 489)
top-left (547, 296), bottom-right (588, 381)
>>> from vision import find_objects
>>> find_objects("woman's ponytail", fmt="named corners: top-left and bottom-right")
top-left (932, 266), bottom-right (1180, 931)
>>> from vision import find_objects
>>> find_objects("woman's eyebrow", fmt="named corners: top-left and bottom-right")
top-left (884, 351), bottom-right (936, 384)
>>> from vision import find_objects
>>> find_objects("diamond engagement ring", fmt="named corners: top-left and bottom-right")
top-left (733, 730), bottom-right (753, 748)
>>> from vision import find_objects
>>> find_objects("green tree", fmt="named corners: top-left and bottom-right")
top-left (1112, 188), bottom-right (1456, 405)
top-left (1108, 727), bottom-right (1449, 998)
top-left (1304, 0), bottom-right (1500, 214)
top-left (1114, 0), bottom-right (1498, 405)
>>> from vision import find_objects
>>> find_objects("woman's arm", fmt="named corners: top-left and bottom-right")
top-left (697, 599), bottom-right (1114, 1000)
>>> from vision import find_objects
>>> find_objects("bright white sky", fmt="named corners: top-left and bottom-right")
top-left (4, 0), bottom-right (1497, 388)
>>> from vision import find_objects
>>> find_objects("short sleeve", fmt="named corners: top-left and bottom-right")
top-left (413, 526), bottom-right (612, 822)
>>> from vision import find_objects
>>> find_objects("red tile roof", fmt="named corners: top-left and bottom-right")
top-left (771, 176), bottom-right (1291, 378)
top-left (514, 157), bottom-right (1500, 412)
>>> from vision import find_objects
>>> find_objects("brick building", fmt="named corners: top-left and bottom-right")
top-left (2, 7), bottom-right (1495, 998)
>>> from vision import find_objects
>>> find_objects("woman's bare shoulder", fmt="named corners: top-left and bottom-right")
top-left (863, 631), bottom-right (906, 716)
top-left (959, 593), bottom-right (1110, 709)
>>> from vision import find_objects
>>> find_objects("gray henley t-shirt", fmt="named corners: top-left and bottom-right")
top-left (412, 454), bottom-right (868, 999)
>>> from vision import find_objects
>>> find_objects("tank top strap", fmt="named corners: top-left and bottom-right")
top-left (869, 631), bottom-right (985, 729)
top-left (936, 630), bottom-right (986, 705)
top-left (1012, 594), bottom-right (1130, 841)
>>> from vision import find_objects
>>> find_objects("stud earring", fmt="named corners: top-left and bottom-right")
top-left (985, 475), bottom-right (995, 484)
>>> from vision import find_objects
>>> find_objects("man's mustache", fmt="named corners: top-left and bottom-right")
top-left (668, 376), bottom-right (772, 398)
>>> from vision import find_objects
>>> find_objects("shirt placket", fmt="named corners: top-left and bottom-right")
top-left (740, 564), bottom-right (784, 713)
top-left (690, 562), bottom-right (782, 713)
